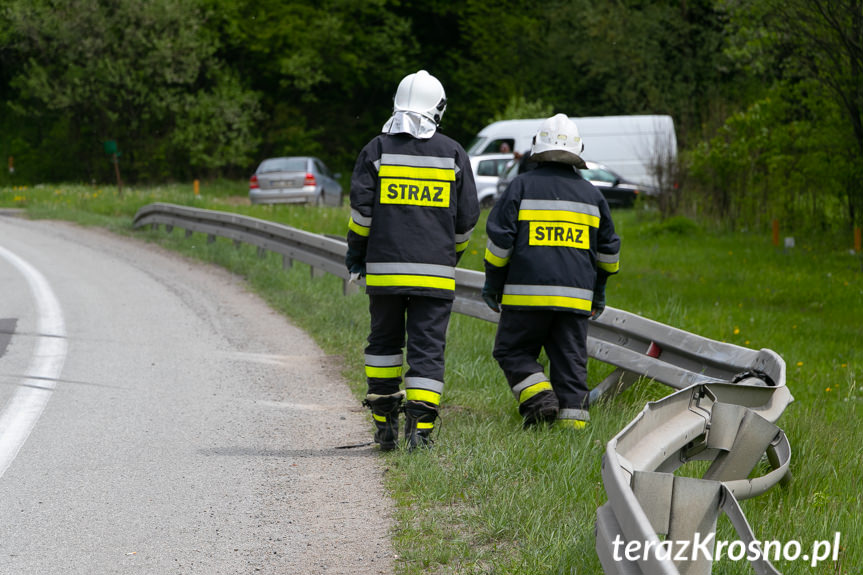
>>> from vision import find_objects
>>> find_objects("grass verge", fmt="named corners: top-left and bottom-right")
top-left (3, 183), bottom-right (862, 573)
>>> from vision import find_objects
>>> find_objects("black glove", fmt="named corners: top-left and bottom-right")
top-left (482, 282), bottom-right (502, 313)
top-left (591, 270), bottom-right (609, 318)
top-left (345, 246), bottom-right (366, 278)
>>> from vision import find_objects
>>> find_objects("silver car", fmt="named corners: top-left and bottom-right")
top-left (249, 156), bottom-right (342, 206)
top-left (469, 153), bottom-right (514, 208)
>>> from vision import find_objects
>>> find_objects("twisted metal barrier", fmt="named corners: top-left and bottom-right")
top-left (133, 203), bottom-right (792, 574)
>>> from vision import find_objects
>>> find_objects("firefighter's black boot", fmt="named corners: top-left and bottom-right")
top-left (363, 391), bottom-right (405, 451)
top-left (519, 389), bottom-right (559, 429)
top-left (403, 400), bottom-right (438, 451)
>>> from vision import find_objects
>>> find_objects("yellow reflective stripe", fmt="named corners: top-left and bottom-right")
top-left (518, 380), bottom-right (553, 404)
top-left (484, 248), bottom-right (510, 267)
top-left (519, 209), bottom-right (599, 228)
top-left (406, 388), bottom-right (441, 405)
top-left (456, 239), bottom-right (470, 252)
top-left (373, 413), bottom-right (387, 423)
top-left (417, 421), bottom-right (434, 430)
top-left (379, 165), bottom-right (456, 181)
top-left (502, 294), bottom-right (592, 311)
top-left (557, 419), bottom-right (588, 430)
top-left (598, 260), bottom-right (620, 274)
top-left (348, 217), bottom-right (370, 237)
top-left (366, 274), bottom-right (455, 291)
top-left (365, 365), bottom-right (403, 379)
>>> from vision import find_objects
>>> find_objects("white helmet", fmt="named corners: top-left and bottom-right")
top-left (393, 70), bottom-right (447, 125)
top-left (530, 113), bottom-right (586, 168)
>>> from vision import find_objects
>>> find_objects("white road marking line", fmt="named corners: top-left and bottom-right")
top-left (0, 245), bottom-right (68, 478)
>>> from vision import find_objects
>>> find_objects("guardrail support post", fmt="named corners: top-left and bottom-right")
top-left (282, 255), bottom-right (293, 269)
top-left (166, 224), bottom-right (173, 233)
top-left (257, 246), bottom-right (266, 259)
top-left (207, 234), bottom-right (215, 244)
top-left (310, 267), bottom-right (325, 279)
top-left (185, 229), bottom-right (193, 238)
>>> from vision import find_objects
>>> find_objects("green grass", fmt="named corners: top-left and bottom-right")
top-left (3, 183), bottom-right (862, 574)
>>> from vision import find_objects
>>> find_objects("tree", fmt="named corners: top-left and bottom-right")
top-left (2, 0), bottom-right (261, 181)
top-left (721, 0), bottom-right (863, 226)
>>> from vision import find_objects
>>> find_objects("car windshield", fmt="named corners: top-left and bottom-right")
top-left (258, 157), bottom-right (307, 173)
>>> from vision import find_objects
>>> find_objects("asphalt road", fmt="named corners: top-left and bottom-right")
top-left (0, 216), bottom-right (393, 575)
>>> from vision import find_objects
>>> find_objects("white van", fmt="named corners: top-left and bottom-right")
top-left (466, 115), bottom-right (677, 188)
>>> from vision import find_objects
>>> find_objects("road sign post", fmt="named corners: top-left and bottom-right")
top-left (103, 141), bottom-right (123, 196)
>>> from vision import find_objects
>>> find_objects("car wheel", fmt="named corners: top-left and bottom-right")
top-left (480, 196), bottom-right (495, 209)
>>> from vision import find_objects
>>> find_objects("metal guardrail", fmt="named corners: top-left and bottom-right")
top-left (132, 203), bottom-right (792, 574)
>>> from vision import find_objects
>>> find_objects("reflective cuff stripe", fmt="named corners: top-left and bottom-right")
top-left (455, 228), bottom-right (474, 245)
top-left (405, 377), bottom-right (444, 394)
top-left (455, 228), bottom-right (474, 252)
top-left (597, 251), bottom-right (619, 264)
top-left (484, 248), bottom-right (509, 267)
top-left (559, 408), bottom-right (590, 422)
top-left (519, 209), bottom-right (599, 228)
top-left (557, 419), bottom-right (588, 429)
top-left (365, 353), bottom-right (403, 366)
top-left (366, 262), bottom-right (456, 291)
top-left (366, 275), bottom-right (455, 290)
top-left (484, 239), bottom-right (512, 267)
top-left (379, 165), bottom-right (456, 181)
top-left (598, 251), bottom-right (620, 273)
top-left (502, 294), bottom-right (591, 311)
top-left (364, 353), bottom-right (403, 379)
top-left (351, 209), bottom-right (372, 227)
top-left (373, 413), bottom-right (387, 423)
top-left (417, 421), bottom-right (434, 430)
top-left (380, 153), bottom-right (456, 170)
top-left (598, 260), bottom-right (619, 274)
top-left (512, 372), bottom-right (551, 403)
top-left (365, 365), bottom-right (403, 378)
top-left (348, 217), bottom-right (370, 237)
top-left (405, 388), bottom-right (441, 406)
top-left (406, 376), bottom-right (444, 406)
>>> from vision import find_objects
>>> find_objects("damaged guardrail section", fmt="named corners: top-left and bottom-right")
top-left (133, 203), bottom-right (793, 574)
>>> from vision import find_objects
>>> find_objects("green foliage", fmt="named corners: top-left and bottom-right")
top-left (488, 95), bottom-right (554, 124)
top-left (2, 0), bottom-right (862, 230)
top-left (1, 0), bottom-right (260, 181)
top-left (685, 81), bottom-right (857, 230)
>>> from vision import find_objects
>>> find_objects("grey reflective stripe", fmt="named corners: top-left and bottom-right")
top-left (365, 353), bottom-right (403, 367)
top-left (559, 408), bottom-right (590, 422)
top-left (486, 239), bottom-right (513, 259)
top-left (366, 262), bottom-right (455, 278)
top-left (405, 377), bottom-right (444, 394)
top-left (503, 284), bottom-right (594, 300)
top-left (455, 227), bottom-right (474, 244)
top-left (380, 153), bottom-right (456, 170)
top-left (351, 209), bottom-right (372, 227)
top-left (519, 199), bottom-right (600, 218)
top-left (597, 252), bottom-right (619, 264)
top-left (511, 372), bottom-right (549, 400)
top-left (373, 159), bottom-right (381, 171)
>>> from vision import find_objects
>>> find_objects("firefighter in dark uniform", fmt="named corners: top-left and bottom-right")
top-left (482, 114), bottom-right (620, 429)
top-left (346, 70), bottom-right (480, 450)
